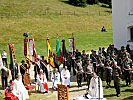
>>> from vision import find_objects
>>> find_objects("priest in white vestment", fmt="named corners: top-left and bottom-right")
top-left (61, 66), bottom-right (70, 86)
top-left (74, 72), bottom-right (105, 100)
top-left (88, 72), bottom-right (103, 99)
top-left (14, 75), bottom-right (29, 100)
top-left (37, 69), bottom-right (48, 93)
top-left (51, 68), bottom-right (60, 90)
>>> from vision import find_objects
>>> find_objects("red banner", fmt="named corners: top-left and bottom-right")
top-left (24, 38), bottom-right (28, 56)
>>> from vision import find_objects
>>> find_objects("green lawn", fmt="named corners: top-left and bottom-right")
top-left (0, 0), bottom-right (112, 62)
top-left (0, 80), bottom-right (133, 100)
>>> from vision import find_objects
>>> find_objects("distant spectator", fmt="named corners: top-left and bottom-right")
top-left (1, 50), bottom-right (7, 67)
top-left (101, 26), bottom-right (107, 32)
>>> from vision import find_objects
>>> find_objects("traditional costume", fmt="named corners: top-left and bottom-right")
top-left (51, 70), bottom-right (60, 89)
top-left (61, 68), bottom-right (70, 86)
top-left (5, 87), bottom-right (19, 100)
top-left (37, 70), bottom-right (48, 93)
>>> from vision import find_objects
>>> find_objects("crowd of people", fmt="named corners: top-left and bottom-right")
top-left (0, 43), bottom-right (133, 100)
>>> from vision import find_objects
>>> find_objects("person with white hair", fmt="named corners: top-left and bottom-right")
top-left (61, 66), bottom-right (70, 86)
top-left (51, 68), bottom-right (60, 90)
top-left (37, 69), bottom-right (48, 93)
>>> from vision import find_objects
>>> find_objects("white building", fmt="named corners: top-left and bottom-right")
top-left (112, 0), bottom-right (133, 49)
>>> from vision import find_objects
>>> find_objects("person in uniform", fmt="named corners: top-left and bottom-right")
top-left (84, 60), bottom-right (94, 89)
top-left (75, 56), bottom-right (83, 87)
top-left (90, 51), bottom-right (98, 73)
top-left (122, 54), bottom-right (133, 86)
top-left (20, 60), bottom-right (27, 84)
top-left (104, 56), bottom-right (112, 87)
top-left (113, 62), bottom-right (122, 97)
top-left (97, 52), bottom-right (105, 80)
top-left (40, 56), bottom-right (49, 80)
top-left (81, 50), bottom-right (87, 81)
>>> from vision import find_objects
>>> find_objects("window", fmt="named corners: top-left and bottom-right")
top-left (130, 27), bottom-right (133, 40)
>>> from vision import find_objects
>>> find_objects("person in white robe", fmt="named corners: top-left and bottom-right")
top-left (37, 69), bottom-right (48, 93)
top-left (9, 80), bottom-right (21, 100)
top-left (74, 72), bottom-right (105, 100)
top-left (61, 66), bottom-right (70, 86)
top-left (14, 74), bottom-right (29, 100)
top-left (88, 72), bottom-right (103, 99)
top-left (51, 68), bottom-right (60, 90)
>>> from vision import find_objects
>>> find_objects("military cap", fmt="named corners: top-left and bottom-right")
top-left (106, 56), bottom-right (110, 59)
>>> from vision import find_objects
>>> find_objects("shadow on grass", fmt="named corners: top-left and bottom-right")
top-left (122, 96), bottom-right (133, 100)
top-left (121, 89), bottom-right (133, 93)
top-left (0, 85), bottom-right (3, 90)
top-left (69, 88), bottom-right (86, 93)
top-left (104, 94), bottom-right (116, 98)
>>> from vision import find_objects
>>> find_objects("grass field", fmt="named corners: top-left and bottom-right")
top-left (0, 0), bottom-right (126, 100)
top-left (0, 80), bottom-right (133, 100)
top-left (0, 0), bottom-right (112, 62)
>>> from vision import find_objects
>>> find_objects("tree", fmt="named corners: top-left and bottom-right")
top-left (69, 0), bottom-right (87, 7)
top-left (87, 0), bottom-right (99, 4)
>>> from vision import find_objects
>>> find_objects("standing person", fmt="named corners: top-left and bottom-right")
top-left (72, 55), bottom-right (76, 76)
top-left (122, 54), bottom-right (133, 86)
top-left (37, 69), bottom-right (48, 93)
top-left (20, 60), bottom-right (27, 84)
top-left (51, 68), bottom-right (60, 90)
top-left (89, 72), bottom-right (103, 99)
top-left (14, 74), bottom-right (29, 100)
top-left (40, 56), bottom-right (49, 80)
top-left (97, 52), bottom-right (105, 80)
top-left (104, 56), bottom-right (112, 87)
top-left (113, 62), bottom-right (122, 97)
top-left (90, 51), bottom-right (98, 73)
top-left (75, 56), bottom-right (83, 87)
top-left (126, 44), bottom-right (131, 54)
top-left (1, 68), bottom-right (9, 89)
top-left (61, 66), bottom-right (70, 87)
top-left (33, 62), bottom-right (38, 82)
top-left (84, 60), bottom-right (93, 89)
top-left (1, 50), bottom-right (7, 67)
top-left (14, 59), bottom-right (19, 76)
top-left (75, 49), bottom-right (81, 59)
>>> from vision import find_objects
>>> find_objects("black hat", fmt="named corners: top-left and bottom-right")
top-left (21, 60), bottom-right (25, 63)
top-left (41, 56), bottom-right (44, 58)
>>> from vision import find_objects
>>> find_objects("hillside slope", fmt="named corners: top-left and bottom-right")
top-left (0, 0), bottom-right (112, 61)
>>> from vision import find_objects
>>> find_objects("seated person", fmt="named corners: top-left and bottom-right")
top-left (37, 69), bottom-right (48, 93)
top-left (14, 74), bottom-right (29, 100)
top-left (5, 84), bottom-right (19, 100)
top-left (51, 68), bottom-right (60, 90)
top-left (101, 26), bottom-right (107, 32)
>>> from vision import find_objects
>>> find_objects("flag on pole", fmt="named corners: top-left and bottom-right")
top-left (33, 39), bottom-right (38, 62)
top-left (46, 39), bottom-right (55, 68)
top-left (56, 39), bottom-right (60, 57)
top-left (62, 39), bottom-right (67, 57)
top-left (24, 38), bottom-right (28, 57)
top-left (8, 44), bottom-right (16, 79)
top-left (46, 39), bottom-right (51, 57)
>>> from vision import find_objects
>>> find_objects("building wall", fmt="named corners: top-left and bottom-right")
top-left (112, 0), bottom-right (133, 49)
